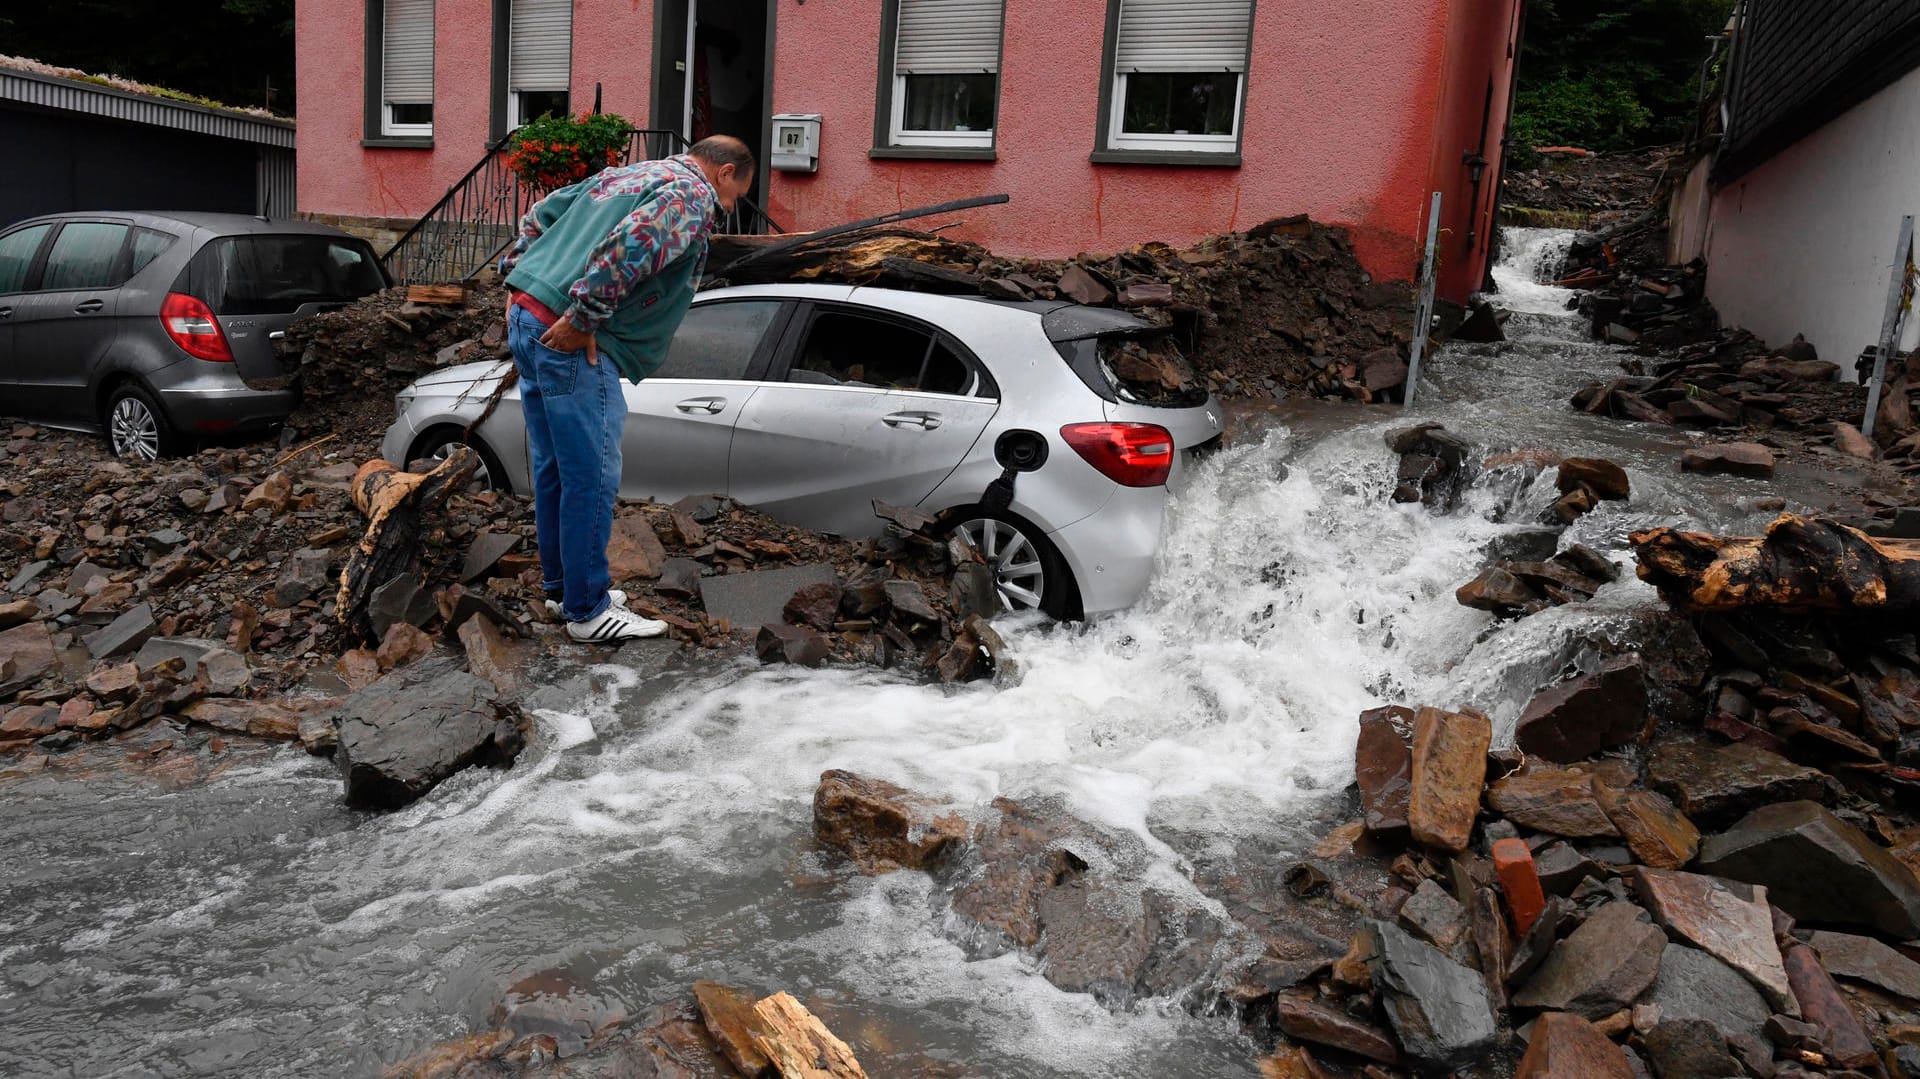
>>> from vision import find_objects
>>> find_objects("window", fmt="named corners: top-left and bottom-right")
top-left (189, 237), bottom-right (388, 315)
top-left (876, 0), bottom-right (1004, 154)
top-left (787, 310), bottom-right (988, 397)
top-left (0, 225), bottom-right (51, 293)
top-left (381, 0), bottom-right (435, 136)
top-left (509, 0), bottom-right (572, 127)
top-left (128, 228), bottom-right (178, 279)
top-left (43, 224), bottom-right (131, 291)
top-left (652, 301), bottom-right (782, 380)
top-left (1100, 0), bottom-right (1253, 157)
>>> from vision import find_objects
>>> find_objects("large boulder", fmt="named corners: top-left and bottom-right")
top-left (1648, 739), bottom-right (1829, 829)
top-left (1408, 706), bottom-right (1490, 853)
top-left (1362, 921), bottom-right (1496, 1072)
top-left (1635, 868), bottom-right (1795, 1015)
top-left (1557, 457), bottom-right (1631, 501)
top-left (812, 770), bottom-right (968, 874)
top-left (1513, 902), bottom-right (1666, 1018)
top-left (1696, 800), bottom-right (1920, 938)
top-left (332, 661), bottom-right (527, 810)
top-left (1355, 705), bottom-right (1414, 837)
top-left (1513, 655), bottom-right (1648, 763)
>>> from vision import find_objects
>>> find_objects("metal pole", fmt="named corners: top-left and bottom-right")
top-left (1404, 191), bottom-right (1444, 409)
top-left (1862, 215), bottom-right (1915, 440)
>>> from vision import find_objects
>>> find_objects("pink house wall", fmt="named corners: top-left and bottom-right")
top-left (1421, 0), bottom-right (1524, 300)
top-left (295, 0), bottom-right (653, 222)
top-left (767, 0), bottom-right (1506, 295)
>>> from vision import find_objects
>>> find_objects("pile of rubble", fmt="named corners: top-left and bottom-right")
top-left (0, 424), bottom-right (1012, 792)
top-left (1501, 148), bottom-right (1676, 224)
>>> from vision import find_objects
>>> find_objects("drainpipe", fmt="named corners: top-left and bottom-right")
top-left (1485, 0), bottom-right (1531, 290)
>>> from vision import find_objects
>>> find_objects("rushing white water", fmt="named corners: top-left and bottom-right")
top-left (1491, 226), bottom-right (1580, 316)
top-left (0, 228), bottom-right (1812, 1078)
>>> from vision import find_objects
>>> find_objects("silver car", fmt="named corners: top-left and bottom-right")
top-left (380, 284), bottom-right (1223, 618)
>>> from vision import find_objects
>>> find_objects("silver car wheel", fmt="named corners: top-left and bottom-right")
top-left (110, 396), bottom-right (161, 461)
top-left (423, 437), bottom-right (493, 490)
top-left (956, 517), bottom-right (1047, 612)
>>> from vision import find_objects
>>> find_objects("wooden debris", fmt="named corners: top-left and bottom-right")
top-left (336, 449), bottom-right (479, 641)
top-left (1630, 514), bottom-right (1920, 612)
top-left (406, 283), bottom-right (469, 305)
top-left (749, 992), bottom-right (869, 1079)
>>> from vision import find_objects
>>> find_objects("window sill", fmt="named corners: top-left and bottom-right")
top-left (362, 136), bottom-right (435, 149)
top-left (869, 146), bottom-right (997, 162)
top-left (1090, 148), bottom-right (1242, 168)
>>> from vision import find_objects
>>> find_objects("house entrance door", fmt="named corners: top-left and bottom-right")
top-left (652, 0), bottom-right (772, 203)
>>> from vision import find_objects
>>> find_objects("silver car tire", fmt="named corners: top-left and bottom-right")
top-left (950, 512), bottom-right (1076, 619)
top-left (409, 427), bottom-right (504, 492)
top-left (105, 384), bottom-right (179, 461)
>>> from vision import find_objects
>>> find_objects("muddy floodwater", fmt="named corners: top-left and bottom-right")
top-left (0, 230), bottom-right (1866, 1077)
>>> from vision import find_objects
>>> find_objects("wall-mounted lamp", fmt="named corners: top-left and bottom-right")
top-left (1462, 150), bottom-right (1488, 186)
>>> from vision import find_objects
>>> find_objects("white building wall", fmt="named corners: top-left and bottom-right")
top-left (1707, 66), bottom-right (1920, 377)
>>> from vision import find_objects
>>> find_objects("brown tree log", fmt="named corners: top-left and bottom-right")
top-left (1630, 514), bottom-right (1920, 612)
top-left (715, 228), bottom-right (987, 290)
top-left (748, 992), bottom-right (869, 1079)
top-left (336, 448), bottom-right (478, 641)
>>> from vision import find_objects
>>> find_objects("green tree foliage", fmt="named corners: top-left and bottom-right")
top-left (1514, 0), bottom-right (1735, 151)
top-left (0, 0), bottom-right (294, 114)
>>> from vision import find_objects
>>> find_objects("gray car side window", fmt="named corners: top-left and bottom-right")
top-left (42, 223), bottom-right (131, 290)
top-left (651, 300), bottom-right (783, 380)
top-left (0, 224), bottom-right (52, 294)
top-left (127, 228), bottom-right (179, 278)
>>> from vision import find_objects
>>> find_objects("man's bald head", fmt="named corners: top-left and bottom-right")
top-left (687, 135), bottom-right (755, 211)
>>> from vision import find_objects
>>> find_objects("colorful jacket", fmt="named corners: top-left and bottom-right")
top-left (502, 156), bottom-right (718, 382)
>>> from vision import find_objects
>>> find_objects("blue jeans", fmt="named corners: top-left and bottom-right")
top-left (507, 305), bottom-right (624, 623)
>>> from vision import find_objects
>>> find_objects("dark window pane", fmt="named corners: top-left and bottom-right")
top-left (389, 102), bottom-right (434, 126)
top-left (791, 312), bottom-right (931, 388)
top-left (43, 223), bottom-right (130, 290)
top-left (902, 73), bottom-right (997, 133)
top-left (517, 90), bottom-right (569, 124)
top-left (0, 224), bottom-right (51, 293)
top-left (1121, 72), bottom-right (1240, 136)
top-left (194, 236), bottom-right (388, 315)
top-left (128, 228), bottom-right (178, 278)
top-left (654, 300), bottom-right (782, 380)
top-left (919, 341), bottom-right (972, 396)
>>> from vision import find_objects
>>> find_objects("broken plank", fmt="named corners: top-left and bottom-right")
top-left (748, 992), bottom-right (869, 1079)
top-left (405, 283), bottom-right (469, 305)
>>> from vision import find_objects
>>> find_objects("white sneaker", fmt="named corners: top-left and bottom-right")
top-left (546, 589), bottom-right (628, 619)
top-left (566, 604), bottom-right (669, 644)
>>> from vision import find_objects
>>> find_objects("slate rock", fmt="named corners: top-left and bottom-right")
top-left (1807, 929), bottom-right (1920, 1001)
top-left (333, 663), bottom-right (526, 811)
top-left (1643, 1018), bottom-right (1742, 1079)
top-left (439, 589), bottom-right (514, 637)
top-left (755, 623), bottom-right (830, 667)
top-left (1558, 457), bottom-right (1631, 501)
top-left (5, 560), bottom-right (50, 593)
top-left (655, 557), bottom-right (704, 600)
top-left (1457, 566), bottom-right (1540, 615)
top-left (182, 698), bottom-right (302, 740)
top-left (1636, 867), bottom-right (1796, 1015)
top-left (1409, 705), bottom-right (1490, 853)
top-left (1273, 992), bottom-right (1400, 1066)
top-left (457, 616), bottom-right (522, 697)
top-left (1681, 443), bottom-right (1776, 479)
top-left (1696, 800), bottom-right (1920, 938)
top-left (1648, 740), bottom-right (1829, 829)
top-left (1514, 901), bottom-right (1666, 1019)
top-left (949, 562), bottom-right (999, 623)
top-left (1515, 654), bottom-right (1649, 763)
top-left (692, 980), bottom-right (772, 1078)
top-left (131, 636), bottom-right (224, 674)
top-left (269, 547), bottom-right (334, 608)
top-left (1516, 1010), bottom-right (1634, 1079)
top-left (84, 603), bottom-right (157, 660)
top-left (812, 769), bottom-right (968, 874)
top-left (0, 598), bottom-right (39, 632)
top-left (1533, 841), bottom-right (1604, 896)
top-left (1780, 941), bottom-right (1877, 1069)
top-left (1556, 543), bottom-right (1622, 583)
top-left (606, 512), bottom-right (667, 581)
top-left (460, 531), bottom-right (520, 583)
top-left (1356, 705), bottom-right (1415, 837)
top-left (1363, 920), bottom-right (1497, 1072)
top-left (1647, 943), bottom-right (1770, 1042)
top-left (783, 581), bottom-right (844, 632)
top-left (1487, 769), bottom-right (1620, 838)
top-left (368, 573), bottom-right (437, 638)
top-left (884, 579), bottom-right (941, 624)
top-left (1399, 877), bottom-right (1470, 950)
top-left (700, 564), bottom-right (835, 628)
top-left (1597, 785), bottom-right (1699, 870)
top-left (0, 620), bottom-right (57, 694)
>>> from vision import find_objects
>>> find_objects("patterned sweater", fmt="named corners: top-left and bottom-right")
top-left (501, 155), bottom-right (718, 334)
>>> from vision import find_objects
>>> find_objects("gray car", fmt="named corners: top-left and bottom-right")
top-left (383, 284), bottom-right (1224, 619)
top-left (0, 211), bottom-right (388, 458)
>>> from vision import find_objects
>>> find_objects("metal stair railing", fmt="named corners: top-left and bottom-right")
top-left (382, 127), bottom-right (786, 286)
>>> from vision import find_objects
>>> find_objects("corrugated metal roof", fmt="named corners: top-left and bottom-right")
top-left (0, 67), bottom-right (295, 149)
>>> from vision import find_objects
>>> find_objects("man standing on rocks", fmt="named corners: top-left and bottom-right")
top-left (500, 135), bottom-right (755, 644)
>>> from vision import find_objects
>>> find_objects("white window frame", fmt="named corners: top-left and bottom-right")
top-left (886, 0), bottom-right (1003, 149)
top-left (507, 0), bottom-right (573, 129)
top-left (381, 0), bottom-right (436, 137)
top-left (1104, 0), bottom-right (1252, 155)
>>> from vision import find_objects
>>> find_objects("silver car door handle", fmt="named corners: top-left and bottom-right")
top-left (675, 397), bottom-right (727, 415)
top-left (74, 299), bottom-right (104, 314)
top-left (0, 307), bottom-right (11, 320)
top-left (268, 330), bottom-right (286, 341)
top-left (883, 411), bottom-right (942, 431)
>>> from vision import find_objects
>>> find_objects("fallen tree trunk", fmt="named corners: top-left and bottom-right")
top-left (336, 449), bottom-right (478, 641)
top-left (717, 229), bottom-right (985, 289)
top-left (1630, 514), bottom-right (1920, 612)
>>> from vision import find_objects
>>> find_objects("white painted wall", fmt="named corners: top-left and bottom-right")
top-left (1707, 66), bottom-right (1920, 378)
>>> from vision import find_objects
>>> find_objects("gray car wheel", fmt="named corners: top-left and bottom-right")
top-left (410, 427), bottom-right (503, 492)
top-left (105, 385), bottom-right (179, 461)
top-left (953, 515), bottom-right (1054, 614)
